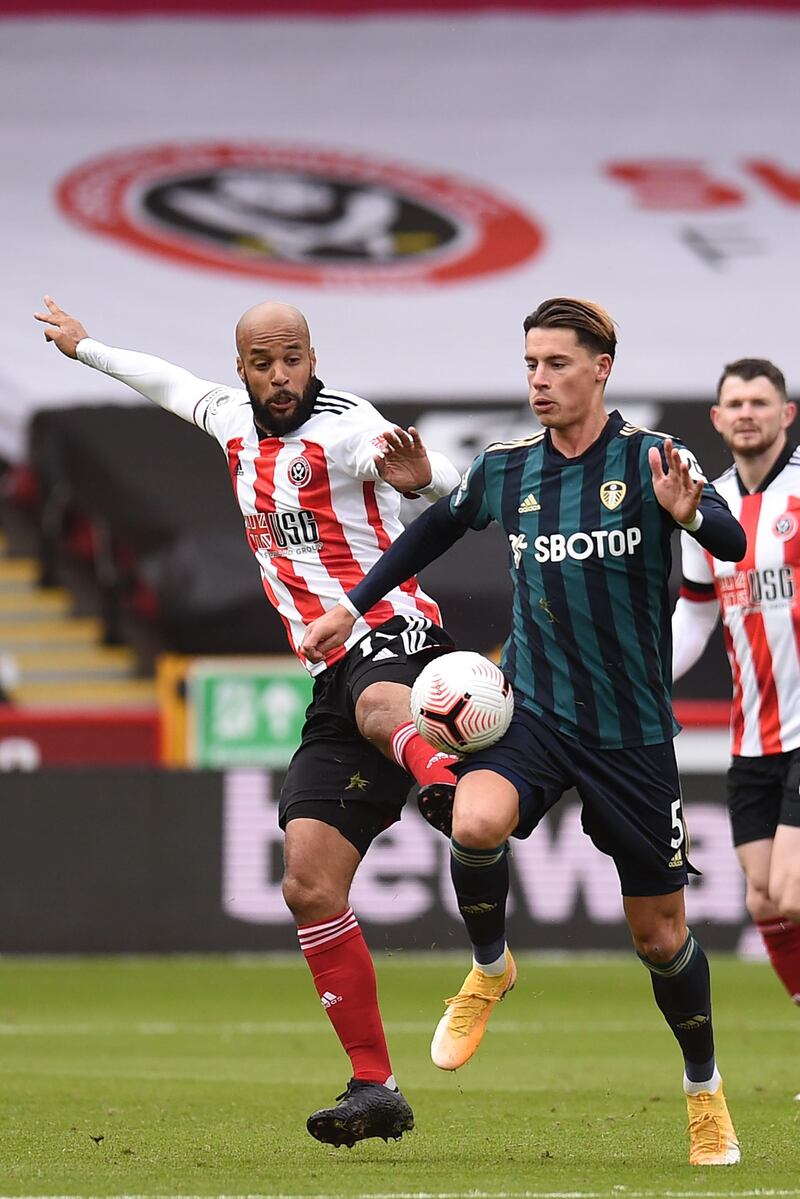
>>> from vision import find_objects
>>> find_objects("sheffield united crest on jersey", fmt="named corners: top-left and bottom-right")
top-left (288, 456), bottom-right (312, 487)
top-left (600, 480), bottom-right (626, 510)
top-left (56, 142), bottom-right (543, 288)
top-left (773, 512), bottom-right (798, 540)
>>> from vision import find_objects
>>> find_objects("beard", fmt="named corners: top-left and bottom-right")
top-left (726, 429), bottom-right (779, 458)
top-left (244, 373), bottom-right (323, 437)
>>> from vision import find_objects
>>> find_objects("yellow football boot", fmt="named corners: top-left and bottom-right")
top-left (686, 1080), bottom-right (741, 1166)
top-left (430, 949), bottom-right (516, 1070)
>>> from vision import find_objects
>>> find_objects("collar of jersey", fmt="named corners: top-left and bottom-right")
top-left (544, 409), bottom-right (625, 464)
top-left (736, 438), bottom-right (798, 496)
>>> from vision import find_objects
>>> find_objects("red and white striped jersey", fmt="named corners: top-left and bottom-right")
top-left (193, 382), bottom-right (444, 674)
top-left (679, 443), bottom-right (800, 756)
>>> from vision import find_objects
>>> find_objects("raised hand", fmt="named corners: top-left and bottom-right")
top-left (648, 437), bottom-right (704, 526)
top-left (33, 296), bottom-right (89, 359)
top-left (374, 425), bottom-right (433, 494)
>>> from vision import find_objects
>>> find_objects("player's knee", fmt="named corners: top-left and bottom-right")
top-left (745, 882), bottom-right (775, 922)
top-left (282, 870), bottom-right (347, 924)
top-left (772, 885), bottom-right (800, 924)
top-left (630, 920), bottom-right (686, 963)
top-left (452, 778), bottom-right (518, 846)
top-left (355, 704), bottom-right (385, 746)
top-left (354, 684), bottom-right (408, 748)
top-left (452, 808), bottom-right (508, 849)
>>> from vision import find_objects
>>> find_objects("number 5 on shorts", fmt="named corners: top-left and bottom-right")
top-left (670, 798), bottom-right (686, 850)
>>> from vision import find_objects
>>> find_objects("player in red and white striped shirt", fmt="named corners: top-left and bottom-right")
top-left (672, 358), bottom-right (800, 1014)
top-left (36, 295), bottom-right (463, 1146)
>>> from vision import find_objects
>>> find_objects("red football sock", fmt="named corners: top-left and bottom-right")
top-left (390, 721), bottom-right (457, 787)
top-left (757, 917), bottom-right (800, 1004)
top-left (297, 907), bottom-right (393, 1083)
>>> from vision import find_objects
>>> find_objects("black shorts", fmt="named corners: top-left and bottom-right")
top-left (454, 701), bottom-right (697, 897)
top-left (727, 748), bottom-right (800, 847)
top-left (279, 615), bottom-right (455, 857)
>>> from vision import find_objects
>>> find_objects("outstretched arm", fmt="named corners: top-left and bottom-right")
top-left (302, 496), bottom-right (468, 661)
top-left (34, 296), bottom-right (221, 425)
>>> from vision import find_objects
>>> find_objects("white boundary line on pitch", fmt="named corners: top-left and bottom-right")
top-left (0, 1019), bottom-right (798, 1036)
top-left (2, 1191), bottom-right (800, 1199)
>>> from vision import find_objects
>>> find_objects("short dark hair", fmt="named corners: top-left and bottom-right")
top-left (523, 297), bottom-right (617, 361)
top-left (716, 358), bottom-right (787, 401)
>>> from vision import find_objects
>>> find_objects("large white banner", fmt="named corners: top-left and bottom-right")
top-left (3, 9), bottom-right (800, 459)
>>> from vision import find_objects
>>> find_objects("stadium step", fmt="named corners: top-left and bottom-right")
top-left (0, 537), bottom-right (154, 708)
top-left (0, 588), bottom-right (72, 618)
top-left (8, 646), bottom-right (137, 682)
top-left (0, 557), bottom-right (39, 590)
top-left (0, 617), bottom-right (104, 648)
top-left (11, 677), bottom-right (158, 708)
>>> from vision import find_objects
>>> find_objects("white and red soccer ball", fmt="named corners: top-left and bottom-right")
top-left (410, 651), bottom-right (514, 755)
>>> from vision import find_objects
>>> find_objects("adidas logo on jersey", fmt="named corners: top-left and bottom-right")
top-left (668, 849), bottom-right (684, 868)
top-left (321, 991), bottom-right (343, 1009)
top-left (518, 493), bottom-right (541, 513)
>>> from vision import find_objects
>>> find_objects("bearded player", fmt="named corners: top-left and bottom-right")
top-left (35, 295), bottom-right (462, 1148)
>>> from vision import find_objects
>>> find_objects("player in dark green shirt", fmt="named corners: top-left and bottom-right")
top-left (302, 298), bottom-right (745, 1166)
top-left (448, 409), bottom-right (735, 750)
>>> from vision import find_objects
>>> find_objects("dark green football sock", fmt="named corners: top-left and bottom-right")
top-left (450, 837), bottom-right (509, 965)
top-left (639, 932), bottom-right (715, 1082)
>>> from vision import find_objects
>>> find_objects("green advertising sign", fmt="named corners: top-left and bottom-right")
top-left (187, 657), bottom-right (313, 767)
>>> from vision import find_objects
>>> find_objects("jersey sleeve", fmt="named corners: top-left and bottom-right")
top-left (672, 592), bottom-right (720, 680)
top-left (75, 337), bottom-right (251, 449)
top-left (76, 338), bottom-right (223, 430)
top-left (679, 528), bottom-right (715, 588)
top-left (449, 452), bottom-right (493, 530)
top-left (192, 386), bottom-right (254, 447)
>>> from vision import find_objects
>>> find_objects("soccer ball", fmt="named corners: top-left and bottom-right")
top-left (410, 651), bottom-right (514, 755)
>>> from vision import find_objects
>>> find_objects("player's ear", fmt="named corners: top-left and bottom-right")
top-left (595, 354), bottom-right (612, 383)
top-left (236, 355), bottom-right (245, 384)
top-left (710, 404), bottom-right (722, 433)
top-left (310, 346), bottom-right (317, 375)
top-left (782, 400), bottom-right (797, 430)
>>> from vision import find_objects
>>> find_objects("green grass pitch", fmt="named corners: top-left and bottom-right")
top-left (1, 953), bottom-right (798, 1196)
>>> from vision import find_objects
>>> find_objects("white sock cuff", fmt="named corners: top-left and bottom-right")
top-left (473, 947), bottom-right (508, 976)
top-left (390, 722), bottom-right (417, 767)
top-left (297, 907), bottom-right (359, 953)
top-left (684, 1066), bottom-right (721, 1095)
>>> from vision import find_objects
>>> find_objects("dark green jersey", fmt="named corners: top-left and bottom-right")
top-left (450, 410), bottom-right (718, 749)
